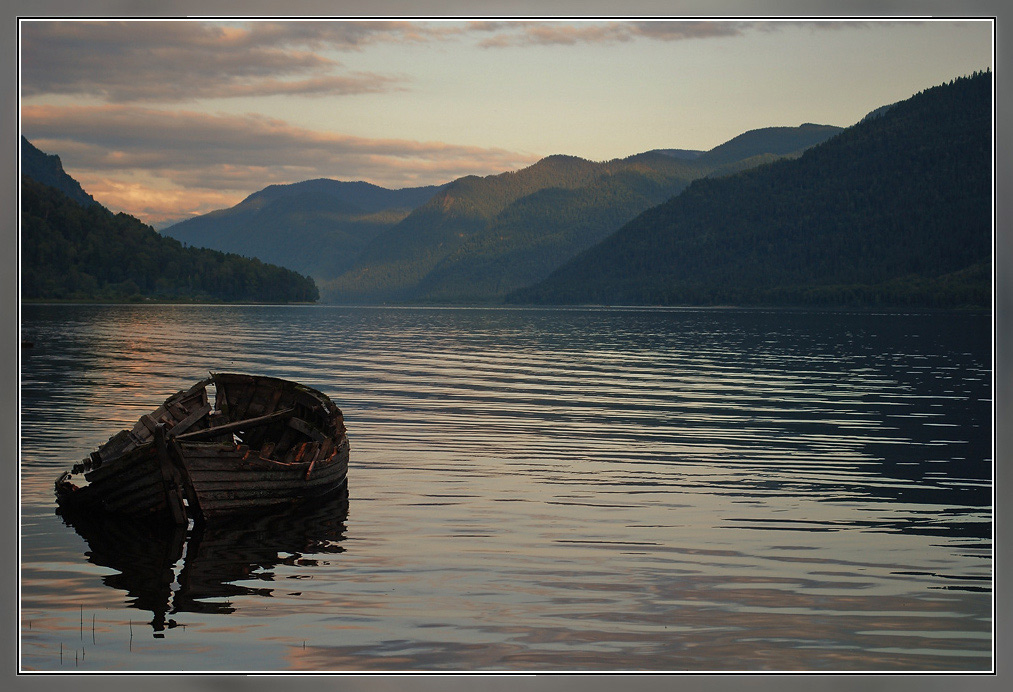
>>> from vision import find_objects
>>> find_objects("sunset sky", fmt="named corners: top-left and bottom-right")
top-left (19, 18), bottom-right (993, 227)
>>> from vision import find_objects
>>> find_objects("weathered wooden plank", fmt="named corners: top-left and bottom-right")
top-left (84, 445), bottom-right (157, 483)
top-left (169, 436), bottom-right (202, 517)
top-left (265, 387), bottom-right (284, 415)
top-left (218, 373), bottom-right (257, 385)
top-left (183, 452), bottom-right (346, 480)
top-left (288, 417), bottom-right (328, 444)
top-left (168, 401), bottom-right (190, 421)
top-left (284, 441), bottom-right (308, 463)
top-left (194, 485), bottom-right (311, 502)
top-left (80, 472), bottom-right (157, 504)
top-left (185, 464), bottom-right (313, 482)
top-left (131, 419), bottom-right (154, 441)
top-left (153, 424), bottom-right (187, 525)
top-left (139, 413), bottom-right (161, 435)
top-left (189, 467), bottom-right (347, 507)
top-left (66, 454), bottom-right (169, 514)
top-left (213, 379), bottom-right (232, 418)
top-left (249, 379), bottom-right (286, 418)
top-left (95, 429), bottom-right (138, 461)
top-left (272, 425), bottom-right (300, 459)
top-left (317, 436), bottom-right (335, 462)
top-left (197, 480), bottom-right (347, 507)
top-left (101, 477), bottom-right (165, 509)
top-left (302, 442), bottom-right (321, 463)
top-left (175, 407), bottom-right (296, 442)
top-left (186, 461), bottom-right (347, 488)
top-left (185, 458), bottom-right (345, 480)
top-left (98, 480), bottom-right (166, 514)
top-left (229, 384), bottom-right (255, 421)
top-left (292, 386), bottom-right (327, 407)
top-left (72, 470), bottom-right (164, 510)
top-left (168, 402), bottom-right (212, 437)
top-left (193, 473), bottom-right (347, 501)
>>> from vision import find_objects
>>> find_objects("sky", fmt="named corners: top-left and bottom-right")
top-left (19, 18), bottom-right (993, 227)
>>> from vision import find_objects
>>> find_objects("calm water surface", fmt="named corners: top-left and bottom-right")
top-left (19, 304), bottom-right (992, 672)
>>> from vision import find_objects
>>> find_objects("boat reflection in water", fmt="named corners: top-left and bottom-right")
top-left (57, 489), bottom-right (350, 635)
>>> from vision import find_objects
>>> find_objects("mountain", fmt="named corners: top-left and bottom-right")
top-left (652, 148), bottom-right (705, 160)
top-left (162, 179), bottom-right (445, 280)
top-left (693, 123), bottom-right (843, 168)
top-left (510, 72), bottom-right (991, 308)
top-left (21, 142), bottom-right (319, 303)
top-left (20, 136), bottom-right (98, 207)
top-left (320, 124), bottom-right (842, 303)
top-left (860, 103), bottom-right (898, 123)
top-left (320, 153), bottom-right (693, 302)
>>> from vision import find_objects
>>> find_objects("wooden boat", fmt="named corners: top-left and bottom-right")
top-left (55, 373), bottom-right (349, 524)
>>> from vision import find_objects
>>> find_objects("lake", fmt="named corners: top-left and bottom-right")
top-left (18, 304), bottom-right (993, 672)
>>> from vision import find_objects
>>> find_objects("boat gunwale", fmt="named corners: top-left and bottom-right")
top-left (54, 373), bottom-right (349, 523)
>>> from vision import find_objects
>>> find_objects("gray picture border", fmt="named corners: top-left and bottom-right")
top-left (3, 1), bottom-right (1008, 689)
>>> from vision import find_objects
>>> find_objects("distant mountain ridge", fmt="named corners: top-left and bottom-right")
top-left (318, 124), bottom-right (842, 303)
top-left (158, 123), bottom-right (840, 304)
top-left (651, 148), bottom-right (704, 160)
top-left (320, 151), bottom-right (698, 302)
top-left (21, 73), bottom-right (990, 310)
top-left (228, 178), bottom-right (443, 215)
top-left (163, 178), bottom-right (446, 280)
top-left (511, 72), bottom-right (991, 308)
top-left (693, 123), bottom-right (842, 168)
top-left (20, 136), bottom-right (98, 207)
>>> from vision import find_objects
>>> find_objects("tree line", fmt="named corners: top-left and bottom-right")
top-left (21, 177), bottom-right (319, 303)
top-left (511, 71), bottom-right (991, 309)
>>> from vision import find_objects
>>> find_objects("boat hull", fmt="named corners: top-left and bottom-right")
top-left (55, 373), bottom-right (349, 524)
top-left (56, 442), bottom-right (170, 519)
top-left (178, 437), bottom-right (349, 520)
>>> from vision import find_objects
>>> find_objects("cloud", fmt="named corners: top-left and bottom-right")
top-left (83, 180), bottom-right (242, 228)
top-left (471, 21), bottom-right (738, 47)
top-left (243, 20), bottom-right (470, 48)
top-left (20, 20), bottom-right (864, 102)
top-left (22, 104), bottom-right (540, 225)
top-left (17, 18), bottom-right (878, 226)
top-left (471, 19), bottom-right (865, 48)
top-left (20, 20), bottom-right (416, 102)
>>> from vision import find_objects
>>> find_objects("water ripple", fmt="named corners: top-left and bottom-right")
top-left (19, 304), bottom-right (992, 672)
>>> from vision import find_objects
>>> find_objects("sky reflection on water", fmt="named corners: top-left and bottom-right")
top-left (19, 305), bottom-right (991, 672)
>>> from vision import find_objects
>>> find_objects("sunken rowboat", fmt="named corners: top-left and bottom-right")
top-left (55, 373), bottom-right (349, 524)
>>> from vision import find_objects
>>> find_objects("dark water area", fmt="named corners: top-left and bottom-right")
top-left (19, 304), bottom-right (992, 671)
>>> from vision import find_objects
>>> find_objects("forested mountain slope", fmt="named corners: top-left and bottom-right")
top-left (21, 136), bottom-right (98, 208)
top-left (694, 123), bottom-right (843, 168)
top-left (321, 124), bottom-right (841, 303)
top-left (510, 72), bottom-right (991, 308)
top-left (22, 173), bottom-right (319, 303)
top-left (162, 178), bottom-right (445, 280)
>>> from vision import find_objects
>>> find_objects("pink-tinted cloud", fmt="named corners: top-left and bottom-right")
top-left (23, 104), bottom-right (533, 169)
top-left (23, 103), bottom-right (540, 225)
top-left (82, 179), bottom-right (242, 227)
top-left (20, 20), bottom-right (416, 102)
top-left (17, 19), bottom-right (876, 226)
top-left (243, 20), bottom-right (470, 48)
top-left (471, 19), bottom-right (865, 48)
top-left (20, 20), bottom-right (854, 102)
